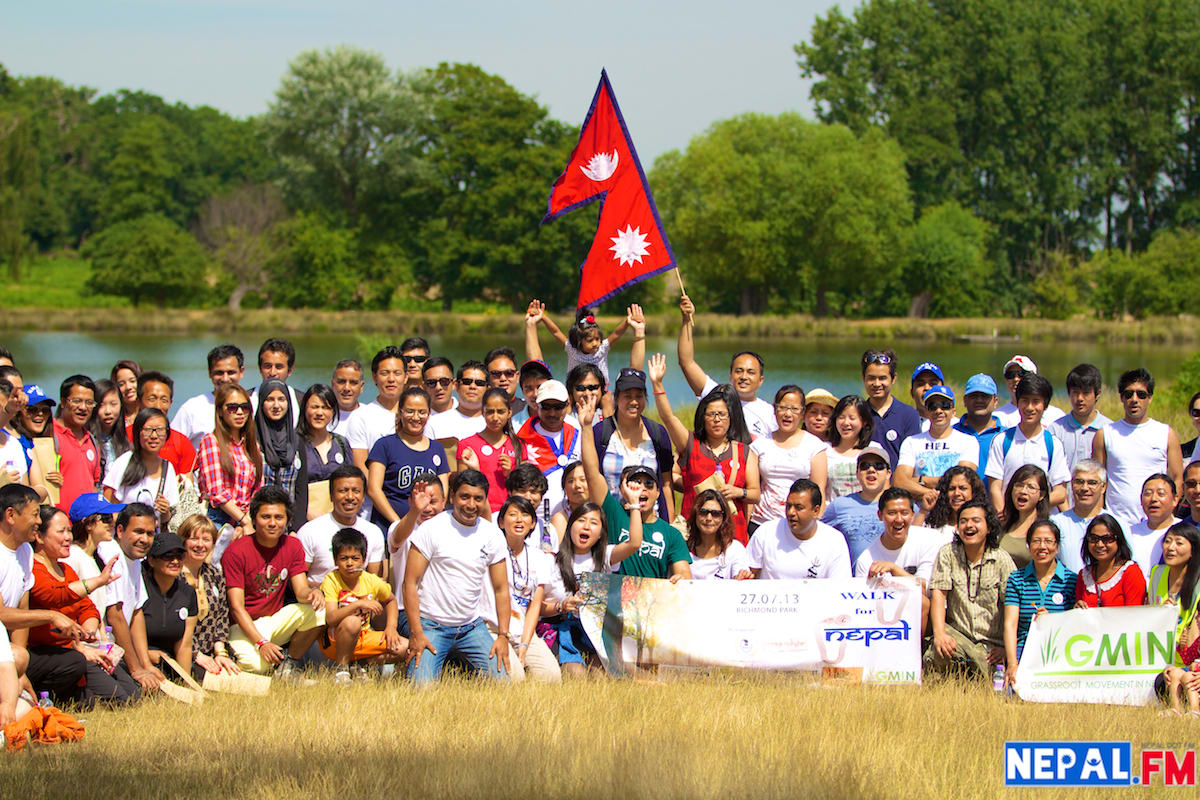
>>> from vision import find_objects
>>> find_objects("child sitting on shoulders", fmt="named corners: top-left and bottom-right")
top-left (524, 299), bottom-right (644, 384)
top-left (320, 528), bottom-right (406, 684)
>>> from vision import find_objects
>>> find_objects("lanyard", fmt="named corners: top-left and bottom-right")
top-left (508, 545), bottom-right (531, 601)
top-left (541, 425), bottom-right (576, 473)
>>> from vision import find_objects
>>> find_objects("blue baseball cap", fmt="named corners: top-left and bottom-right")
top-left (922, 385), bottom-right (955, 404)
top-left (910, 362), bottom-right (944, 383)
top-left (68, 492), bottom-right (125, 522)
top-left (963, 373), bottom-right (998, 397)
top-left (23, 384), bottom-right (55, 407)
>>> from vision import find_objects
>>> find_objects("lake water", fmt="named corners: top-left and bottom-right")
top-left (2, 330), bottom-right (1194, 413)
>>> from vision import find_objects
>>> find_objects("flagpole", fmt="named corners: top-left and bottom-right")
top-left (672, 266), bottom-right (686, 296)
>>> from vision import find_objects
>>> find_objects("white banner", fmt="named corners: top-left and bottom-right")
top-left (1015, 605), bottom-right (1177, 705)
top-left (576, 573), bottom-right (922, 685)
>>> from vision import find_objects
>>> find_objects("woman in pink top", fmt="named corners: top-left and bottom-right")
top-left (458, 388), bottom-right (526, 513)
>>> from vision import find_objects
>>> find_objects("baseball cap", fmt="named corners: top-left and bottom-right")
top-left (535, 380), bottom-right (569, 405)
top-left (963, 373), bottom-right (998, 397)
top-left (910, 362), bottom-right (944, 383)
top-left (804, 388), bottom-right (838, 409)
top-left (148, 532), bottom-right (185, 559)
top-left (518, 360), bottom-right (552, 385)
top-left (614, 367), bottom-right (647, 395)
top-left (621, 463), bottom-right (657, 485)
top-left (68, 492), bottom-right (125, 522)
top-left (856, 444), bottom-right (890, 466)
top-left (23, 384), bottom-right (55, 407)
top-left (922, 385), bottom-right (955, 404)
top-left (1003, 355), bottom-right (1037, 374)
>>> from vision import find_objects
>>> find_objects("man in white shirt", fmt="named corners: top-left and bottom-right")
top-left (94, 503), bottom-right (164, 693)
top-left (1049, 363), bottom-right (1111, 471)
top-left (895, 386), bottom-right (978, 510)
top-left (426, 360), bottom-right (488, 443)
top-left (401, 469), bottom-right (511, 684)
top-left (745, 479), bottom-right (851, 580)
top-left (330, 359), bottom-right (365, 438)
top-left (987, 374), bottom-right (1070, 511)
top-left (994, 355), bottom-right (1065, 428)
top-left (677, 295), bottom-right (776, 439)
top-left (249, 338), bottom-right (301, 424)
top-left (172, 344), bottom-right (245, 449)
top-left (1093, 368), bottom-right (1182, 529)
top-left (348, 346), bottom-right (406, 478)
top-left (1049, 459), bottom-right (1109, 574)
top-left (855, 488), bottom-right (945, 633)
top-left (297, 465), bottom-right (385, 586)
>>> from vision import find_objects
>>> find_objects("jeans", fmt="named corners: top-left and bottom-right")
top-left (401, 616), bottom-right (505, 685)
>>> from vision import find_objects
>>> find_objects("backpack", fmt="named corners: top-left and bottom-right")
top-left (1000, 428), bottom-right (1055, 472)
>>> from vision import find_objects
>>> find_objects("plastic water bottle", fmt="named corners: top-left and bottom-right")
top-left (992, 664), bottom-right (1006, 692)
top-left (37, 692), bottom-right (53, 709)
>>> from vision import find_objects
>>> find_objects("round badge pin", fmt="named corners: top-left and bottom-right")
top-left (886, 429), bottom-right (898, 442)
top-left (557, 454), bottom-right (569, 467)
top-left (481, 445), bottom-right (493, 456)
top-left (433, 455), bottom-right (442, 466)
top-left (1052, 592), bottom-right (1064, 605)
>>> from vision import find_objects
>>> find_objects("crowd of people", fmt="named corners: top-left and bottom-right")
top-left (1, 295), bottom-right (1199, 720)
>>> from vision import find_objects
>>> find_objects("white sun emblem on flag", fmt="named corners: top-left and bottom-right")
top-left (609, 224), bottom-right (651, 267)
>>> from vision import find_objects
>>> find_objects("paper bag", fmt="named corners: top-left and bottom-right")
top-left (32, 437), bottom-right (59, 506)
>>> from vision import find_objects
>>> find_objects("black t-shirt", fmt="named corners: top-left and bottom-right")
top-left (141, 566), bottom-right (199, 653)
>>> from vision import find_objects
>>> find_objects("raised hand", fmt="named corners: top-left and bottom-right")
top-left (679, 294), bottom-right (695, 323)
top-left (627, 303), bottom-right (646, 335)
top-left (647, 352), bottom-right (667, 386)
top-left (525, 299), bottom-right (546, 327)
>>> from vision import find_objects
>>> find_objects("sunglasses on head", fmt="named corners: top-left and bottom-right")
top-left (223, 402), bottom-right (251, 413)
top-left (1121, 389), bottom-right (1149, 400)
top-left (925, 400), bottom-right (953, 411)
top-left (1086, 533), bottom-right (1117, 545)
top-left (458, 377), bottom-right (488, 388)
top-left (424, 377), bottom-right (453, 388)
top-left (401, 354), bottom-right (429, 364)
top-left (865, 353), bottom-right (893, 365)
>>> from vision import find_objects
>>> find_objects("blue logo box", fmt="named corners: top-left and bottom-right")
top-left (1005, 741), bottom-right (1133, 787)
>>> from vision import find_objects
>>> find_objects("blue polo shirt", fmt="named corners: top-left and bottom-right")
top-left (953, 417), bottom-right (1004, 488)
top-left (869, 398), bottom-right (922, 469)
top-left (1004, 561), bottom-right (1076, 648)
top-left (1048, 411), bottom-right (1111, 472)
top-left (821, 492), bottom-right (885, 566)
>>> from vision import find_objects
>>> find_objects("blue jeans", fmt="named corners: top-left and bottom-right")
top-left (401, 616), bottom-right (505, 685)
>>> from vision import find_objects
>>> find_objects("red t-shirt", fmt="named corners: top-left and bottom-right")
top-left (52, 419), bottom-right (102, 513)
top-left (124, 424), bottom-right (196, 475)
top-left (458, 433), bottom-right (525, 512)
top-left (1074, 560), bottom-right (1147, 608)
top-left (221, 534), bottom-right (306, 620)
top-left (29, 560), bottom-right (100, 648)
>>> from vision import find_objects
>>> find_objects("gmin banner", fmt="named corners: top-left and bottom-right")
top-left (1015, 605), bottom-right (1177, 705)
top-left (576, 573), bottom-right (922, 685)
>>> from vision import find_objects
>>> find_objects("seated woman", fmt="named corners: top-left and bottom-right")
top-left (176, 514), bottom-right (240, 681)
top-left (64, 492), bottom-right (125, 615)
top-left (998, 465), bottom-right (1051, 569)
top-left (103, 407), bottom-right (177, 528)
top-left (686, 488), bottom-right (750, 580)
top-left (28, 506), bottom-right (137, 705)
top-left (293, 384), bottom-right (353, 527)
top-left (1149, 522), bottom-right (1200, 716)
top-left (1002, 519), bottom-right (1076, 690)
top-left (140, 531), bottom-right (199, 677)
top-left (1073, 514), bottom-right (1146, 608)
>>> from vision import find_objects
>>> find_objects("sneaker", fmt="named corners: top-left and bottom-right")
top-left (353, 666), bottom-right (372, 683)
top-left (274, 656), bottom-right (301, 681)
top-left (333, 670), bottom-right (352, 686)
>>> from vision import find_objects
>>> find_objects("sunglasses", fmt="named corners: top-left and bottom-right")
top-left (539, 402), bottom-right (567, 412)
top-left (625, 476), bottom-right (656, 489)
top-left (924, 400), bottom-right (953, 411)
top-left (865, 353), bottom-right (893, 365)
top-left (573, 383), bottom-right (602, 393)
top-left (696, 508), bottom-right (725, 518)
top-left (1085, 533), bottom-right (1117, 545)
top-left (424, 377), bottom-right (453, 388)
top-left (223, 402), bottom-right (251, 414)
top-left (88, 513), bottom-right (114, 524)
top-left (459, 377), bottom-right (488, 388)
top-left (858, 461), bottom-right (888, 472)
top-left (1004, 370), bottom-right (1024, 380)
top-left (401, 354), bottom-right (429, 365)
top-left (1191, 408), bottom-right (1200, 418)
top-left (1121, 389), bottom-right (1149, 400)
top-left (489, 369), bottom-right (517, 379)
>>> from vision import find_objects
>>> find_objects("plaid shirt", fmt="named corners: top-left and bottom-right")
top-left (196, 433), bottom-right (260, 511)
top-left (931, 540), bottom-right (1016, 647)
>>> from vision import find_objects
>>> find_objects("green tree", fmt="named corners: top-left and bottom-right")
top-left (263, 45), bottom-right (424, 225)
top-left (194, 183), bottom-right (288, 310)
top-left (266, 213), bottom-right (360, 309)
top-left (83, 214), bottom-right (208, 307)
top-left (902, 202), bottom-right (992, 317)
top-left (0, 107), bottom-right (36, 279)
top-left (651, 113), bottom-right (912, 316)
top-left (101, 115), bottom-right (184, 226)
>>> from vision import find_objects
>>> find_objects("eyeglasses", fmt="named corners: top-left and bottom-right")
top-left (458, 378), bottom-right (488, 388)
top-left (1072, 478), bottom-right (1102, 488)
top-left (1085, 533), bottom-right (1117, 545)
top-left (141, 427), bottom-right (168, 438)
top-left (66, 398), bottom-right (96, 409)
top-left (401, 354), bottom-right (429, 365)
top-left (573, 383), bottom-right (602, 393)
top-left (865, 353), bottom-right (893, 365)
top-left (1121, 389), bottom-right (1149, 400)
top-left (223, 402), bottom-right (251, 414)
top-left (1029, 538), bottom-right (1058, 547)
top-left (400, 408), bottom-right (430, 418)
top-left (696, 508), bottom-right (725, 518)
top-left (489, 369), bottom-right (517, 379)
top-left (424, 377), bottom-right (453, 388)
top-left (774, 405), bottom-right (803, 414)
top-left (924, 400), bottom-right (953, 411)
top-left (539, 402), bottom-right (567, 412)
top-left (858, 461), bottom-right (888, 472)
top-left (704, 411), bottom-right (729, 420)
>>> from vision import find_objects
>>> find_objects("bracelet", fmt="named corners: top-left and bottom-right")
top-left (254, 639), bottom-right (268, 649)
top-left (515, 643), bottom-right (530, 649)
top-left (653, 390), bottom-right (667, 396)
top-left (81, 579), bottom-right (91, 596)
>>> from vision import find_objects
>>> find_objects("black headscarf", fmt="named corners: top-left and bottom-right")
top-left (255, 379), bottom-right (298, 471)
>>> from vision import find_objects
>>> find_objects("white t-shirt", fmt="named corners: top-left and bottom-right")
top-left (700, 376), bottom-right (777, 440)
top-left (995, 402), bottom-right (1066, 429)
top-left (407, 511), bottom-right (506, 626)
top-left (0, 541), bottom-right (34, 609)
top-left (750, 434), bottom-right (827, 525)
top-left (102, 452), bottom-right (179, 507)
top-left (331, 406), bottom-right (358, 438)
top-left (0, 431), bottom-right (26, 477)
top-left (297, 513), bottom-right (386, 585)
top-left (346, 401), bottom-right (398, 454)
top-left (985, 426), bottom-right (1070, 491)
top-left (897, 429), bottom-right (979, 478)
top-left (426, 408), bottom-right (486, 443)
top-left (689, 540), bottom-right (750, 580)
top-left (95, 539), bottom-right (147, 625)
top-left (853, 525), bottom-right (946, 584)
top-left (64, 544), bottom-right (106, 615)
top-left (746, 519), bottom-right (851, 580)
top-left (543, 547), bottom-right (613, 605)
top-left (171, 391), bottom-right (216, 449)
top-left (1128, 518), bottom-right (1179, 580)
top-left (478, 544), bottom-right (553, 628)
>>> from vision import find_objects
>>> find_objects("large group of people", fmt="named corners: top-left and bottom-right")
top-left (1, 295), bottom-right (1199, 721)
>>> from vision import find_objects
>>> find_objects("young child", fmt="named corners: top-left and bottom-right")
top-left (320, 528), bottom-right (407, 684)
top-left (524, 299), bottom-right (644, 384)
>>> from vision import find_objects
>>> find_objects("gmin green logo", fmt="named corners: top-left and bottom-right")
top-left (1037, 630), bottom-right (1174, 677)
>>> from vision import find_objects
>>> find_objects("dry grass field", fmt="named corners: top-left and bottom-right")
top-left (1, 671), bottom-right (1191, 799)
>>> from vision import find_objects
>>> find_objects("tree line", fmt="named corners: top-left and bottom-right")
top-left (2, 2), bottom-right (1198, 319)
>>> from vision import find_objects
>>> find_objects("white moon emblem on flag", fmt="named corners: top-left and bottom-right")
top-left (580, 150), bottom-right (619, 181)
top-left (609, 224), bottom-right (651, 266)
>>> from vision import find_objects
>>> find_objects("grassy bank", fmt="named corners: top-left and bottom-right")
top-left (0, 672), bottom-right (1182, 799)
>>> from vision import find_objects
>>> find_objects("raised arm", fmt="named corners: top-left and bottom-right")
top-left (647, 353), bottom-right (691, 453)
top-left (609, 498), bottom-right (644, 564)
top-left (389, 480), bottom-right (433, 554)
top-left (676, 294), bottom-right (709, 397)
top-left (606, 309), bottom-right (632, 347)
top-left (578, 394), bottom-right (610, 505)
top-left (531, 299), bottom-right (568, 347)
top-left (524, 300), bottom-right (547, 363)
top-left (627, 304), bottom-right (646, 371)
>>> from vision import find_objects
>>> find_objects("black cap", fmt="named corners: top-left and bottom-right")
top-left (518, 360), bottom-right (552, 385)
top-left (614, 367), bottom-right (647, 395)
top-left (148, 532), bottom-right (185, 559)
top-left (621, 464), bottom-right (657, 484)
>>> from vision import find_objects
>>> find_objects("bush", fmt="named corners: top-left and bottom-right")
top-left (82, 214), bottom-right (208, 307)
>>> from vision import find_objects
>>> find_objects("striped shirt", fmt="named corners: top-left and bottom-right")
top-left (1003, 561), bottom-right (1076, 648)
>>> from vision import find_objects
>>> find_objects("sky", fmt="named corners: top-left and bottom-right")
top-left (2, 0), bottom-right (838, 162)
